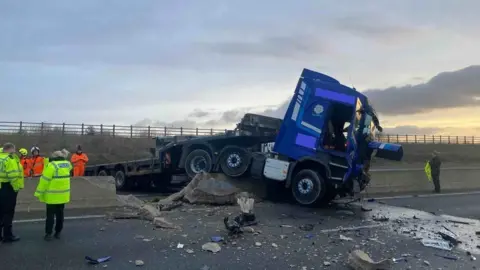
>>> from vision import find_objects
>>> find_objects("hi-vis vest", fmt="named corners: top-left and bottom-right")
top-left (34, 160), bottom-right (72, 204)
top-left (0, 152), bottom-right (24, 191)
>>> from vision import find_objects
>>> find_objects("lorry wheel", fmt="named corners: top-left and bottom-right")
top-left (219, 146), bottom-right (251, 177)
top-left (97, 170), bottom-right (108, 176)
top-left (291, 169), bottom-right (326, 206)
top-left (185, 149), bottom-right (213, 179)
top-left (114, 170), bottom-right (130, 190)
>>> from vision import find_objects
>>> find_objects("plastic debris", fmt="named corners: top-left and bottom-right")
top-left (347, 250), bottom-right (391, 270)
top-left (421, 239), bottom-right (452, 251)
top-left (202, 242), bottom-right (221, 253)
top-left (85, 256), bottom-right (111, 265)
top-left (434, 254), bottom-right (458, 261)
top-left (305, 234), bottom-right (314, 239)
top-left (135, 260), bottom-right (144, 266)
top-left (210, 236), bottom-right (223, 242)
top-left (340, 234), bottom-right (354, 241)
top-left (438, 227), bottom-right (460, 246)
top-left (255, 242), bottom-right (262, 247)
top-left (186, 249), bottom-right (194, 254)
top-left (177, 243), bottom-right (184, 249)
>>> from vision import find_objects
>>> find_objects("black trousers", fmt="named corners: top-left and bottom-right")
top-left (432, 172), bottom-right (441, 193)
top-left (0, 183), bottom-right (18, 237)
top-left (45, 204), bottom-right (65, 235)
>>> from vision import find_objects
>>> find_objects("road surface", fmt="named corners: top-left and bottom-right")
top-left (3, 192), bottom-right (480, 270)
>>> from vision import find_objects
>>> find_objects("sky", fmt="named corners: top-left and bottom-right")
top-left (1, 0), bottom-right (479, 135)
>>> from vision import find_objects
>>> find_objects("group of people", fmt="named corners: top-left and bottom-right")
top-left (0, 143), bottom-right (89, 243)
top-left (15, 145), bottom-right (89, 178)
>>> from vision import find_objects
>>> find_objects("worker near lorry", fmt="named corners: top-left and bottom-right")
top-left (429, 151), bottom-right (442, 193)
top-left (0, 143), bottom-right (24, 242)
top-left (71, 145), bottom-right (88, 176)
top-left (34, 149), bottom-right (72, 241)
top-left (19, 148), bottom-right (30, 177)
top-left (30, 146), bottom-right (47, 177)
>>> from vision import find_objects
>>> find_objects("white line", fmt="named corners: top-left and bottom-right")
top-left (14, 215), bottom-right (105, 224)
top-left (320, 224), bottom-right (386, 233)
top-left (370, 190), bottom-right (480, 200)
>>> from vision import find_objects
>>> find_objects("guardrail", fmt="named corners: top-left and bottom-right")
top-left (0, 121), bottom-right (227, 138)
top-left (0, 121), bottom-right (478, 144)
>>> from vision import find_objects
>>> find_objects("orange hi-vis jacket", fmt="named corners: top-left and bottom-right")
top-left (30, 155), bottom-right (46, 177)
top-left (71, 153), bottom-right (89, 176)
top-left (20, 156), bottom-right (31, 176)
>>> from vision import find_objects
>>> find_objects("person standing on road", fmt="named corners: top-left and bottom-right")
top-left (34, 149), bottom-right (72, 241)
top-left (0, 142), bottom-right (24, 242)
top-left (429, 151), bottom-right (442, 193)
top-left (19, 148), bottom-right (31, 177)
top-left (30, 146), bottom-right (47, 177)
top-left (71, 145), bottom-right (89, 176)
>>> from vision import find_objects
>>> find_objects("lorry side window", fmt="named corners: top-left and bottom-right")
top-left (322, 102), bottom-right (354, 152)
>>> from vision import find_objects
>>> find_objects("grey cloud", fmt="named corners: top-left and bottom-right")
top-left (364, 65), bottom-right (480, 115)
top-left (188, 109), bottom-right (211, 118)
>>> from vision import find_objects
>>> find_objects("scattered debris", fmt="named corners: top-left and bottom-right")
top-left (280, 225), bottom-right (293, 228)
top-left (421, 239), bottom-right (452, 251)
top-left (202, 242), bottom-right (221, 253)
top-left (135, 260), bottom-right (144, 266)
top-left (447, 219), bottom-right (471, 225)
top-left (200, 265), bottom-right (210, 270)
top-left (142, 238), bottom-right (154, 242)
top-left (361, 206), bottom-right (372, 212)
top-left (323, 261), bottom-right (331, 266)
top-left (340, 234), bottom-right (354, 241)
top-left (242, 226), bottom-right (255, 233)
top-left (210, 236), bottom-right (223, 242)
top-left (305, 234), bottom-right (314, 239)
top-left (153, 217), bottom-right (179, 229)
top-left (108, 211), bottom-right (142, 220)
top-left (372, 215), bottom-right (389, 222)
top-left (85, 256), bottom-right (111, 265)
top-left (177, 243), bottom-right (184, 249)
top-left (224, 195), bottom-right (257, 236)
top-left (186, 249), bottom-right (195, 254)
top-left (438, 227), bottom-right (460, 246)
top-left (158, 201), bottom-right (183, 211)
top-left (392, 257), bottom-right (406, 263)
top-left (255, 242), bottom-right (262, 247)
top-left (347, 250), bottom-right (392, 270)
top-left (423, 260), bottom-right (430, 266)
top-left (271, 243), bottom-right (278, 248)
top-left (434, 254), bottom-right (458, 261)
top-left (299, 224), bottom-right (314, 231)
top-left (368, 238), bottom-right (385, 245)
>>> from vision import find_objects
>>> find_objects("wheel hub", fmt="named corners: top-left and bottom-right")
top-left (190, 156), bottom-right (207, 173)
top-left (298, 178), bottom-right (314, 194)
top-left (226, 153), bottom-right (241, 168)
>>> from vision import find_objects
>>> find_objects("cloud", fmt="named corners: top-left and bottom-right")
top-left (364, 65), bottom-right (480, 116)
top-left (188, 109), bottom-right (211, 118)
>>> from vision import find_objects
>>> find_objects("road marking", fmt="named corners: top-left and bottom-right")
top-left (14, 215), bottom-right (105, 224)
top-left (320, 224), bottom-right (386, 233)
top-left (369, 190), bottom-right (480, 200)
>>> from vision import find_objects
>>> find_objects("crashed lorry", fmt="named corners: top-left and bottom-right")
top-left (86, 69), bottom-right (403, 206)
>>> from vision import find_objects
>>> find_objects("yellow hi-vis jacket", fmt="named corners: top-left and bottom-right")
top-left (34, 159), bottom-right (72, 204)
top-left (0, 152), bottom-right (24, 191)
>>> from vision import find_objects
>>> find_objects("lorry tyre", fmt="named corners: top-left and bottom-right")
top-left (291, 169), bottom-right (326, 206)
top-left (114, 170), bottom-right (130, 190)
top-left (185, 149), bottom-right (213, 179)
top-left (97, 170), bottom-right (108, 177)
top-left (219, 146), bottom-right (251, 177)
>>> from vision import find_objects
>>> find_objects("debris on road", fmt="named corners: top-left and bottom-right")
top-left (299, 224), bottom-right (314, 231)
top-left (224, 194), bottom-right (257, 236)
top-left (202, 242), bottom-right (221, 253)
top-left (158, 201), bottom-right (183, 211)
top-left (347, 249), bottom-right (392, 270)
top-left (372, 215), bottom-right (389, 222)
top-left (421, 239), bottom-right (453, 251)
top-left (135, 260), bottom-right (144, 266)
top-left (336, 210), bottom-right (355, 216)
top-left (85, 256), bottom-right (111, 265)
top-left (438, 226), bottom-right (460, 246)
top-left (210, 236), bottom-right (223, 242)
top-left (447, 219), bottom-right (471, 225)
top-left (434, 254), bottom-right (458, 261)
top-left (340, 234), bottom-right (354, 242)
top-left (177, 243), bottom-right (184, 249)
top-left (153, 217), bottom-right (179, 229)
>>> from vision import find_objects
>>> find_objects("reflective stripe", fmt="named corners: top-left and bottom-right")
top-left (35, 189), bottom-right (70, 194)
top-left (41, 175), bottom-right (52, 181)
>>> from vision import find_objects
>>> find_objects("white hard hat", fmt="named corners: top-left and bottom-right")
top-left (31, 146), bottom-right (40, 153)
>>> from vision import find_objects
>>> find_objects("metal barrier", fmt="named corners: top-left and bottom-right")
top-left (0, 121), bottom-right (478, 144)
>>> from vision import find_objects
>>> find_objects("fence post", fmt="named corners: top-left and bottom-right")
top-left (81, 123), bottom-right (84, 135)
top-left (448, 136), bottom-right (450, 144)
top-left (100, 124), bottom-right (103, 135)
top-left (432, 135), bottom-right (435, 144)
top-left (211, 129), bottom-right (214, 135)
top-left (130, 125), bottom-right (133, 138)
top-left (464, 136), bottom-right (467, 144)
top-left (396, 134), bottom-right (399, 143)
top-left (40, 122), bottom-right (44, 135)
top-left (414, 135), bottom-right (417, 143)
top-left (196, 128), bottom-right (198, 136)
top-left (148, 126), bottom-right (151, 138)
top-left (19, 121), bottom-right (23, 133)
top-left (424, 135), bottom-right (426, 143)
top-left (472, 136), bottom-right (475, 144)
top-left (180, 127), bottom-right (183, 136)
top-left (456, 136), bottom-right (459, 144)
top-left (163, 127), bottom-right (167, 136)
top-left (112, 125), bottom-right (115, 137)
top-left (387, 135), bottom-right (390, 143)
top-left (405, 135), bottom-right (408, 143)
top-left (440, 135), bottom-right (442, 144)
top-left (62, 123), bottom-right (65, 135)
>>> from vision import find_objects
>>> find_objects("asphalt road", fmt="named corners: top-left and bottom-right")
top-left (3, 197), bottom-right (480, 270)
top-left (373, 192), bottom-right (480, 220)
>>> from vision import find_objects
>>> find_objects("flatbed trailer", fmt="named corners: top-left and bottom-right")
top-left (85, 114), bottom-right (283, 190)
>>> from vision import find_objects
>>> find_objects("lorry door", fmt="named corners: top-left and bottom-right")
top-left (342, 97), bottom-right (362, 183)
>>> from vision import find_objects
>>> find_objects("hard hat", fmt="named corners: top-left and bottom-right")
top-left (31, 146), bottom-right (40, 154)
top-left (19, 148), bottom-right (28, 156)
